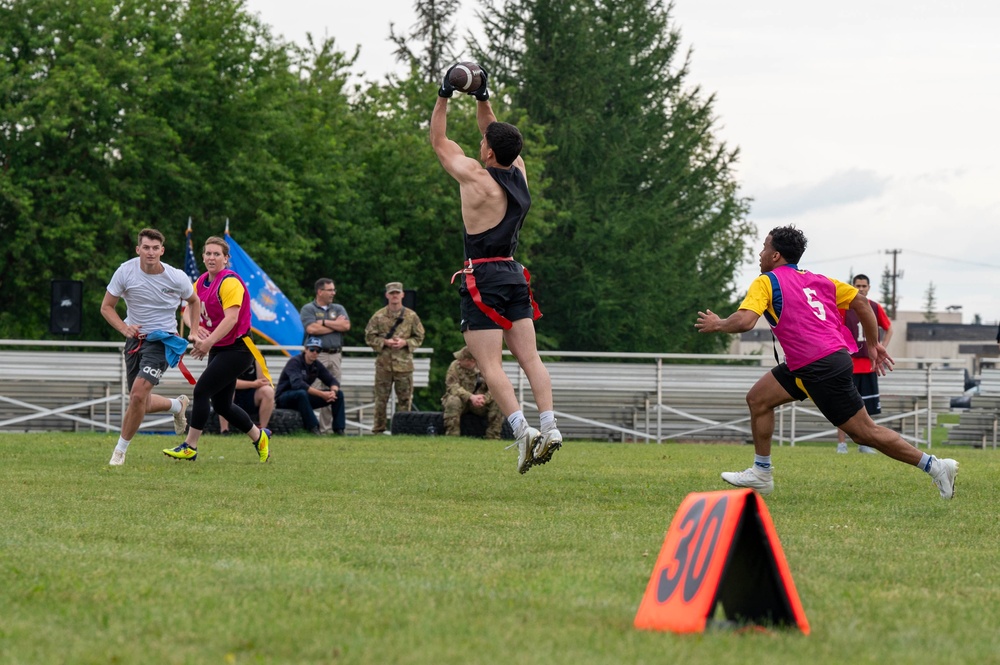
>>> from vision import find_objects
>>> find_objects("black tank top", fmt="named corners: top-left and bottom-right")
top-left (463, 166), bottom-right (531, 284)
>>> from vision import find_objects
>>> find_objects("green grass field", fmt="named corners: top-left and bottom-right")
top-left (1, 432), bottom-right (997, 664)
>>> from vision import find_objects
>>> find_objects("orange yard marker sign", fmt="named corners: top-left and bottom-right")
top-left (634, 489), bottom-right (810, 634)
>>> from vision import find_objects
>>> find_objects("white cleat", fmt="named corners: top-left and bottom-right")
top-left (173, 395), bottom-right (190, 435)
top-left (858, 445), bottom-right (877, 454)
top-left (836, 443), bottom-right (848, 454)
top-left (109, 450), bottom-right (126, 466)
top-left (929, 457), bottom-right (959, 499)
top-left (721, 466), bottom-right (774, 495)
top-left (506, 424), bottom-right (541, 475)
top-left (533, 428), bottom-right (563, 466)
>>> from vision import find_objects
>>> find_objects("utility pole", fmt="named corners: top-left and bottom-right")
top-left (884, 249), bottom-right (902, 318)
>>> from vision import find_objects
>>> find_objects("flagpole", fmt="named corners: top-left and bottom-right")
top-left (180, 217), bottom-right (194, 340)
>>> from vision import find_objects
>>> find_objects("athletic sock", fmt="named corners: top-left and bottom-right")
top-left (168, 398), bottom-right (182, 414)
top-left (754, 454), bottom-right (772, 472)
top-left (918, 453), bottom-right (933, 472)
top-left (539, 410), bottom-right (556, 432)
top-left (508, 411), bottom-right (527, 434)
top-left (115, 437), bottom-right (130, 453)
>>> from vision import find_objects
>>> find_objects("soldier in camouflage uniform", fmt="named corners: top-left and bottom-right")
top-left (441, 346), bottom-right (502, 439)
top-left (364, 282), bottom-right (425, 434)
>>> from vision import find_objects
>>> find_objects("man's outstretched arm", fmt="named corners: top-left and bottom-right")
top-left (476, 99), bottom-right (497, 135)
top-left (695, 308), bottom-right (760, 334)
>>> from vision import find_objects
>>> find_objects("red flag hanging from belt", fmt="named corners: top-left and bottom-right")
top-left (451, 257), bottom-right (541, 330)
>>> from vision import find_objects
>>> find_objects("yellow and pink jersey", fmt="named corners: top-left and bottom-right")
top-left (739, 265), bottom-right (858, 370)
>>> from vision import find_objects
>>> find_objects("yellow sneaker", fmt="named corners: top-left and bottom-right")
top-left (253, 428), bottom-right (271, 463)
top-left (163, 442), bottom-right (197, 461)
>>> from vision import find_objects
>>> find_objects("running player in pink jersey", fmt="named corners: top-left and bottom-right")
top-left (696, 225), bottom-right (958, 499)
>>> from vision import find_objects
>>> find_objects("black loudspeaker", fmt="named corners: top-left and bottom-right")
top-left (383, 289), bottom-right (418, 311)
top-left (402, 288), bottom-right (417, 311)
top-left (50, 280), bottom-right (83, 335)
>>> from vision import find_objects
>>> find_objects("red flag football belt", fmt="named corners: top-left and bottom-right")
top-left (450, 257), bottom-right (542, 330)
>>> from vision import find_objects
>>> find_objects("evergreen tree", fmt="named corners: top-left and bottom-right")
top-left (478, 0), bottom-right (754, 352)
top-left (879, 265), bottom-right (894, 316)
top-left (389, 0), bottom-right (461, 83)
top-left (923, 282), bottom-right (938, 323)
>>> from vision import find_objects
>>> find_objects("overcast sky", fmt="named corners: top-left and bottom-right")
top-left (245, 0), bottom-right (1000, 324)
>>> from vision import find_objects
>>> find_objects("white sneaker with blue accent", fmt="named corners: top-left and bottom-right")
top-left (929, 457), bottom-right (959, 499)
top-left (721, 466), bottom-right (774, 495)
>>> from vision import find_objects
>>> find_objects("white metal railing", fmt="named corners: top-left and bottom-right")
top-left (0, 340), bottom-right (964, 445)
top-left (0, 339), bottom-right (432, 434)
top-left (503, 350), bottom-right (964, 448)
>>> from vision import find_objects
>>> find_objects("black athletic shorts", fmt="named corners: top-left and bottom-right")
top-left (771, 349), bottom-right (864, 427)
top-left (853, 372), bottom-right (882, 415)
top-left (124, 337), bottom-right (169, 390)
top-left (460, 281), bottom-right (534, 331)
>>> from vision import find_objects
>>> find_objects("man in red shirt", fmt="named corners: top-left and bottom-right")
top-left (837, 274), bottom-right (893, 454)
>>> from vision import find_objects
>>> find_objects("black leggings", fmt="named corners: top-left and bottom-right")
top-left (191, 345), bottom-right (255, 433)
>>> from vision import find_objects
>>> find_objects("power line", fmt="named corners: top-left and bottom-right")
top-left (806, 251), bottom-right (881, 266)
top-left (903, 249), bottom-right (1000, 271)
top-left (807, 248), bottom-right (1000, 271)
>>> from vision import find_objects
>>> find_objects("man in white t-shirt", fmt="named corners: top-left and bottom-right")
top-left (100, 228), bottom-right (201, 466)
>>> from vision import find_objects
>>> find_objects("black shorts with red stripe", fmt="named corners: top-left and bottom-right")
top-left (459, 281), bottom-right (535, 331)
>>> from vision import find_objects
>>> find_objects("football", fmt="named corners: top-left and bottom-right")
top-left (448, 62), bottom-right (484, 93)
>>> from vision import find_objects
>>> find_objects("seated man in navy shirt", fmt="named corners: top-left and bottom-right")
top-left (274, 337), bottom-right (346, 435)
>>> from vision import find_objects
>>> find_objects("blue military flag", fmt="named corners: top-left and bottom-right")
top-left (224, 229), bottom-right (304, 356)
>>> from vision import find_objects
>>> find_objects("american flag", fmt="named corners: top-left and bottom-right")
top-left (184, 218), bottom-right (200, 283)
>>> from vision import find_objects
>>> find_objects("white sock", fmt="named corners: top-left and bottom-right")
top-left (508, 410), bottom-right (527, 433)
top-left (168, 398), bottom-right (182, 414)
top-left (539, 410), bottom-right (556, 432)
top-left (919, 453), bottom-right (933, 472)
top-left (115, 436), bottom-right (130, 453)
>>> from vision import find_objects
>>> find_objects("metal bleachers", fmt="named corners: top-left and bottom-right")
top-left (1, 341), bottom-right (967, 448)
top-left (0, 342), bottom-right (430, 435)
top-left (503, 356), bottom-right (965, 446)
top-left (943, 369), bottom-right (1000, 448)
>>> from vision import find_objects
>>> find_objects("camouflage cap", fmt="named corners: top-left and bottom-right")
top-left (385, 281), bottom-right (403, 293)
top-left (453, 346), bottom-right (475, 361)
